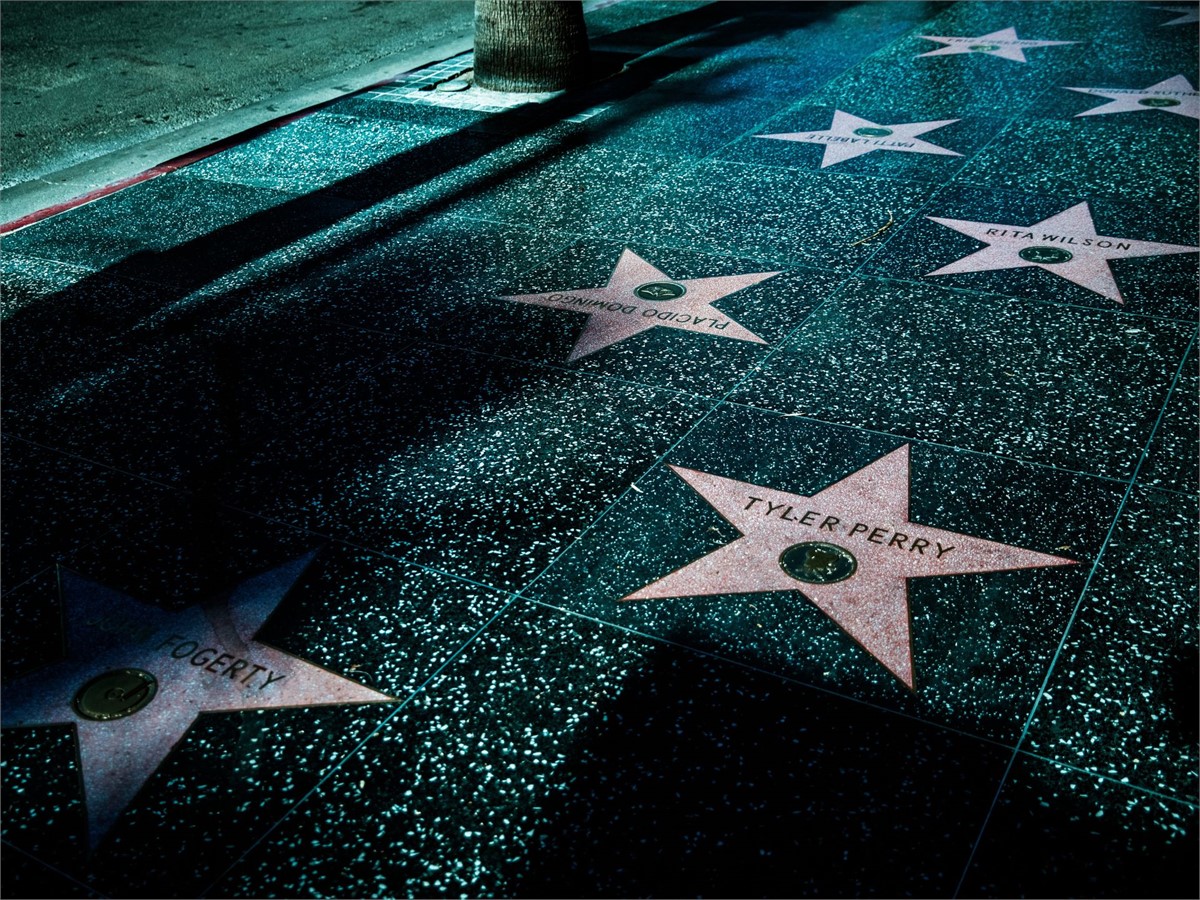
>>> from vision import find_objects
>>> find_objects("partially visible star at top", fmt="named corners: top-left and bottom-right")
top-left (1063, 74), bottom-right (1199, 119)
top-left (916, 27), bottom-right (1077, 62)
top-left (924, 201), bottom-right (1199, 304)
top-left (1152, 5), bottom-right (1199, 25)
top-left (757, 110), bottom-right (962, 168)
top-left (502, 249), bottom-right (780, 361)
top-left (623, 445), bottom-right (1075, 689)
top-left (0, 555), bottom-right (392, 846)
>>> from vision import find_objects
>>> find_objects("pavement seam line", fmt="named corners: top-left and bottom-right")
top-left (196, 592), bottom-right (522, 898)
top-left (0, 838), bottom-right (110, 899)
top-left (0, 37), bottom-right (480, 231)
top-left (951, 328), bottom-right (1199, 898)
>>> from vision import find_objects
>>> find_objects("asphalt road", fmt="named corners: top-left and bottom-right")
top-left (1, 0), bottom-right (477, 218)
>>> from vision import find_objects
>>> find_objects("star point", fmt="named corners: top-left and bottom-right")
top-left (916, 26), bottom-right (1076, 63)
top-left (623, 446), bottom-right (1076, 689)
top-left (1064, 75), bottom-right (1199, 119)
top-left (757, 110), bottom-right (962, 168)
top-left (1152, 5), bottom-right (1199, 26)
top-left (924, 201), bottom-right (1199, 304)
top-left (1, 554), bottom-right (392, 847)
top-left (502, 249), bottom-right (779, 361)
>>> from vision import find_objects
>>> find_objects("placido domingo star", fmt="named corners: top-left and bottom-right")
top-left (623, 445), bottom-right (1075, 689)
top-left (502, 248), bottom-right (780, 361)
top-left (0, 555), bottom-right (392, 846)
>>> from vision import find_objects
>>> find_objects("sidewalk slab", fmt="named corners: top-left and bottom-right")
top-left (2, 2), bottom-right (1196, 897)
top-left (209, 600), bottom-right (1012, 899)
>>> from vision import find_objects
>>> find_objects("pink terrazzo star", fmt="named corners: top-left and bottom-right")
top-left (916, 27), bottom-right (1076, 63)
top-left (925, 201), bottom-right (1199, 304)
top-left (502, 248), bottom-right (780, 361)
top-left (1064, 75), bottom-right (1199, 119)
top-left (623, 445), bottom-right (1075, 689)
top-left (757, 110), bottom-right (962, 168)
top-left (1152, 5), bottom-right (1199, 26)
top-left (0, 555), bottom-right (391, 846)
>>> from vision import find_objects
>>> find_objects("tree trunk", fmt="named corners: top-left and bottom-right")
top-left (474, 0), bottom-right (590, 92)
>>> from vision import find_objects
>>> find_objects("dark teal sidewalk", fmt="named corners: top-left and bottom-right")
top-left (2, 2), bottom-right (1197, 897)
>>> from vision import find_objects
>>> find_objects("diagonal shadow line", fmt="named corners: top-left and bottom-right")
top-left (3, 3), bottom-right (817, 307)
top-left (0, 2), bottom-right (854, 392)
top-left (0, 1), bottom-right (855, 599)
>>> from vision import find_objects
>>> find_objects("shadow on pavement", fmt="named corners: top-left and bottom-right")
top-left (1, 2), bottom-right (858, 602)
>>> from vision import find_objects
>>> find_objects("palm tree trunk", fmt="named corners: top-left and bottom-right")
top-left (473, 0), bottom-right (590, 92)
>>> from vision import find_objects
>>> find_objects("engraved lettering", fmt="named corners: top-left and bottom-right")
top-left (225, 659), bottom-right (249, 680)
top-left (191, 647), bottom-right (216, 667)
top-left (261, 671), bottom-right (287, 691)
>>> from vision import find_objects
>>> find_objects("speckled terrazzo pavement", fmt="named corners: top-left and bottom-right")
top-left (1, 1), bottom-right (1196, 897)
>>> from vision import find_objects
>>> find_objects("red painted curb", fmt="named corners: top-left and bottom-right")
top-left (0, 65), bottom-right (448, 236)
top-left (0, 0), bottom-right (637, 236)
top-left (2, 157), bottom-right (198, 236)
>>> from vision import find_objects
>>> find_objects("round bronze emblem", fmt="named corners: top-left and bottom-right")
top-left (73, 669), bottom-right (158, 721)
top-left (1018, 245), bottom-right (1073, 265)
top-left (853, 126), bottom-right (894, 138)
top-left (1138, 97), bottom-right (1181, 108)
top-left (634, 282), bottom-right (686, 301)
top-left (779, 542), bottom-right (858, 585)
top-left (968, 44), bottom-right (1000, 52)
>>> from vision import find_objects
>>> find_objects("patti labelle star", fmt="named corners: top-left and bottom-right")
top-left (757, 110), bottom-right (962, 168)
top-left (623, 445), bottom-right (1075, 689)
